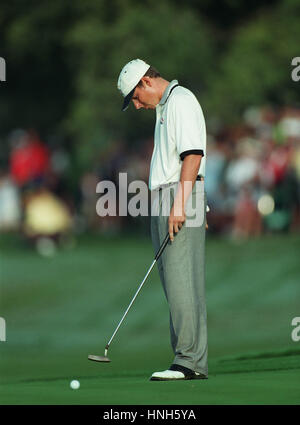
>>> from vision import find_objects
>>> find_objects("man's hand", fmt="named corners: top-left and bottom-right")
top-left (168, 201), bottom-right (186, 242)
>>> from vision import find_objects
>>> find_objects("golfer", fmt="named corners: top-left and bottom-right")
top-left (117, 59), bottom-right (208, 381)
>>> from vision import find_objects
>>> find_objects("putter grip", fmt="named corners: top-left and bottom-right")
top-left (155, 233), bottom-right (170, 261)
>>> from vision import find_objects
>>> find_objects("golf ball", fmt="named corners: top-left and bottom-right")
top-left (70, 380), bottom-right (80, 390)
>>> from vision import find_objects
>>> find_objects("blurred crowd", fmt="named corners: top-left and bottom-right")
top-left (206, 106), bottom-right (300, 238)
top-left (78, 105), bottom-right (300, 239)
top-left (0, 105), bottom-right (300, 254)
top-left (0, 129), bottom-right (73, 255)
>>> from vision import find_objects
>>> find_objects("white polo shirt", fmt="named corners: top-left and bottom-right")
top-left (149, 80), bottom-right (206, 190)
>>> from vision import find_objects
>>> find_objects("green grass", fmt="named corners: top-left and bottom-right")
top-left (0, 232), bottom-right (300, 404)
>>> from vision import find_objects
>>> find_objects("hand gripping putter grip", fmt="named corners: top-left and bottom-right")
top-left (88, 233), bottom-right (170, 363)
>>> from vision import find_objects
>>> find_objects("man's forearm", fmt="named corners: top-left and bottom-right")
top-left (173, 154), bottom-right (202, 213)
top-left (168, 154), bottom-right (202, 240)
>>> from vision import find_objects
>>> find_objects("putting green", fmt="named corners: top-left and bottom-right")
top-left (0, 233), bottom-right (300, 404)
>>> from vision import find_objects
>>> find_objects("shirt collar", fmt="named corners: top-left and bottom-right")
top-left (159, 80), bottom-right (179, 106)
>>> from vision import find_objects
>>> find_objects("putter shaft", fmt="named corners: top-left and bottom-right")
top-left (105, 233), bottom-right (170, 352)
top-left (106, 258), bottom-right (157, 350)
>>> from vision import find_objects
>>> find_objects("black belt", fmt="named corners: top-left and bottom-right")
top-left (158, 176), bottom-right (204, 191)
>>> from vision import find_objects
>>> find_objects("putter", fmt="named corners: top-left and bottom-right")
top-left (88, 232), bottom-right (170, 363)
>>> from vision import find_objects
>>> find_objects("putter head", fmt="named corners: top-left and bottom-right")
top-left (88, 354), bottom-right (111, 363)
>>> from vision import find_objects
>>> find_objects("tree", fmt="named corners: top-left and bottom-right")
top-left (205, 0), bottom-right (300, 124)
top-left (65, 1), bottom-right (215, 170)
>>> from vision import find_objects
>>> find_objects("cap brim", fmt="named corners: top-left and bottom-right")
top-left (122, 87), bottom-right (135, 112)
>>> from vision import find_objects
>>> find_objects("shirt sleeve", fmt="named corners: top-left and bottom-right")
top-left (172, 94), bottom-right (205, 161)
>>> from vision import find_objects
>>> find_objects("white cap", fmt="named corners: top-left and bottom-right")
top-left (117, 59), bottom-right (150, 111)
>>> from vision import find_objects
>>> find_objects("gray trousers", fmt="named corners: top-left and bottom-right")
top-left (150, 182), bottom-right (208, 376)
